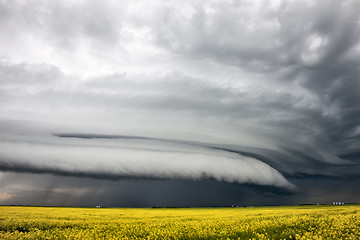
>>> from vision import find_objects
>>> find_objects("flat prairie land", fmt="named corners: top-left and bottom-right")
top-left (0, 205), bottom-right (359, 239)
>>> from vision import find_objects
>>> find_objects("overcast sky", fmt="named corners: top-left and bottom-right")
top-left (0, 0), bottom-right (359, 207)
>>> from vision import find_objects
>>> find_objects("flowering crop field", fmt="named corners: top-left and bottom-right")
top-left (0, 205), bottom-right (359, 239)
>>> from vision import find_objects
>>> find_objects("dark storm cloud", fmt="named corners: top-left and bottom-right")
top-left (145, 0), bottom-right (360, 156)
top-left (0, 0), bottom-right (359, 206)
top-left (149, 1), bottom-right (360, 74)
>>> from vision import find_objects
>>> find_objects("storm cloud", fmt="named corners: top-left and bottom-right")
top-left (0, 0), bottom-right (359, 206)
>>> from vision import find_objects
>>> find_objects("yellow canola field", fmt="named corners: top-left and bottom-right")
top-left (0, 205), bottom-right (359, 239)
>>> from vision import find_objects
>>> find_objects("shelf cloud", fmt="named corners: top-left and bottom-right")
top-left (0, 133), bottom-right (295, 189)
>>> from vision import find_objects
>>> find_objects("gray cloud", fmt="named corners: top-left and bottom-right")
top-left (0, 0), bottom-right (359, 206)
top-left (0, 129), bottom-right (295, 190)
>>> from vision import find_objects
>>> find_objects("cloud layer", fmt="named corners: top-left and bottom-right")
top-left (0, 132), bottom-right (294, 189)
top-left (0, 0), bottom-right (359, 205)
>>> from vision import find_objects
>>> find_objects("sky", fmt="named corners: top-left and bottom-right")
top-left (0, 0), bottom-right (359, 207)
